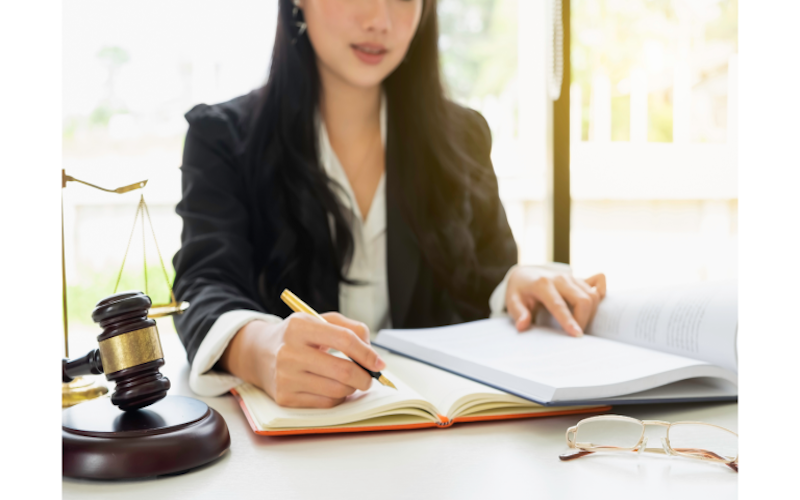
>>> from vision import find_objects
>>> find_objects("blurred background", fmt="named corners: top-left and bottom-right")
top-left (62, 0), bottom-right (737, 342)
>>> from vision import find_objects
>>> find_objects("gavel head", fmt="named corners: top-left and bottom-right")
top-left (93, 291), bottom-right (171, 411)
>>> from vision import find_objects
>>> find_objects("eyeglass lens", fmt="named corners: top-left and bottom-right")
top-left (668, 423), bottom-right (737, 462)
top-left (575, 418), bottom-right (643, 449)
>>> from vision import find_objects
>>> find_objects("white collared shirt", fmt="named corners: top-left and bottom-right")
top-left (187, 97), bottom-right (526, 397)
top-left (317, 97), bottom-right (392, 336)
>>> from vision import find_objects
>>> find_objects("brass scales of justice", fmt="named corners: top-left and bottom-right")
top-left (61, 169), bottom-right (189, 408)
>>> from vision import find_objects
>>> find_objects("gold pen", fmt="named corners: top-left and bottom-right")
top-left (280, 289), bottom-right (397, 389)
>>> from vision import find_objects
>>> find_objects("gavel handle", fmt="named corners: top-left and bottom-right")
top-left (63, 349), bottom-right (104, 383)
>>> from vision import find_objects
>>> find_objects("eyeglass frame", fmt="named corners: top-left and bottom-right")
top-left (561, 414), bottom-right (738, 472)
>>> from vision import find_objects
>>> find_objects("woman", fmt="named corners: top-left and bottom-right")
top-left (173, 0), bottom-right (606, 408)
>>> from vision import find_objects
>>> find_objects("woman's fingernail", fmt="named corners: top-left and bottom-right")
top-left (572, 322), bottom-right (583, 336)
top-left (375, 356), bottom-right (386, 371)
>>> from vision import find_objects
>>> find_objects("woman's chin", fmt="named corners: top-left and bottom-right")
top-left (338, 69), bottom-right (393, 90)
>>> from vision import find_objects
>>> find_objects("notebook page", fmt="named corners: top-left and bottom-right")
top-left (376, 349), bottom-right (537, 418)
top-left (375, 318), bottom-right (736, 403)
top-left (235, 369), bottom-right (440, 430)
top-left (538, 281), bottom-right (738, 372)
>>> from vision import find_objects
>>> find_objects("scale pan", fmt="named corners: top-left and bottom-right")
top-left (148, 301), bottom-right (190, 318)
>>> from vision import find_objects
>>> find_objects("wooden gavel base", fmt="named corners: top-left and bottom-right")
top-left (63, 395), bottom-right (230, 479)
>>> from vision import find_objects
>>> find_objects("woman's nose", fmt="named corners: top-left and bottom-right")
top-left (360, 0), bottom-right (391, 33)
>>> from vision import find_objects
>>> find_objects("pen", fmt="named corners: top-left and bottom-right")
top-left (280, 289), bottom-right (397, 389)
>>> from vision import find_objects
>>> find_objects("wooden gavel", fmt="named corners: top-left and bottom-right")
top-left (62, 291), bottom-right (171, 411)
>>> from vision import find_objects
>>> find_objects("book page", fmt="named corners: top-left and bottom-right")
top-left (235, 369), bottom-right (441, 431)
top-left (375, 318), bottom-right (737, 403)
top-left (537, 281), bottom-right (737, 372)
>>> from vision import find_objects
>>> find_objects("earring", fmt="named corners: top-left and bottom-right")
top-left (292, 0), bottom-right (307, 45)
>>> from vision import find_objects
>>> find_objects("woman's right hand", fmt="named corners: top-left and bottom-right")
top-left (219, 312), bottom-right (386, 408)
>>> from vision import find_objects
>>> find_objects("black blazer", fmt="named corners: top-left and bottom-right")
top-left (172, 91), bottom-right (517, 364)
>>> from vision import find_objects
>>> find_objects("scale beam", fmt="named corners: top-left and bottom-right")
top-left (63, 171), bottom-right (147, 194)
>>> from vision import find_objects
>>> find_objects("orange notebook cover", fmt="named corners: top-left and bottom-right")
top-left (231, 387), bottom-right (609, 436)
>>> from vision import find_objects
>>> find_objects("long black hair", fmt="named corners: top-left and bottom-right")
top-left (246, 0), bottom-right (497, 314)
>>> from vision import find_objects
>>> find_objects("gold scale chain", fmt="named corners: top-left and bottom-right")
top-left (113, 195), bottom-right (176, 304)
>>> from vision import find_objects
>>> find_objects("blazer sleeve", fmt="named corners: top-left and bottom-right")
top-left (462, 108), bottom-right (519, 317)
top-left (172, 104), bottom-right (266, 364)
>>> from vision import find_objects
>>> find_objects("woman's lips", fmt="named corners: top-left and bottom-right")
top-left (351, 43), bottom-right (387, 65)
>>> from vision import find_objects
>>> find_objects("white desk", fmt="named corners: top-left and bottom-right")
top-left (63, 332), bottom-right (737, 499)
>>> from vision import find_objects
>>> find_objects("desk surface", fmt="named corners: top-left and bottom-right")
top-left (63, 332), bottom-right (737, 499)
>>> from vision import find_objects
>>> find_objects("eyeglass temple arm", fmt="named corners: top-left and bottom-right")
top-left (672, 447), bottom-right (738, 472)
top-left (559, 449), bottom-right (594, 461)
top-left (560, 446), bottom-right (737, 472)
top-left (559, 446), bottom-right (667, 462)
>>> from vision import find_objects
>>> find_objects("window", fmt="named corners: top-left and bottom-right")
top-left (569, 0), bottom-right (738, 289)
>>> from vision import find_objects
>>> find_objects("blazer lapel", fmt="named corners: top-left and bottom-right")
top-left (385, 113), bottom-right (420, 329)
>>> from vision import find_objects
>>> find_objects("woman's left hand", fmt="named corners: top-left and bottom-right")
top-left (505, 267), bottom-right (606, 336)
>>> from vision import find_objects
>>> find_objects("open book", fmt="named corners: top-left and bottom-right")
top-left (231, 351), bottom-right (609, 436)
top-left (374, 281), bottom-right (738, 406)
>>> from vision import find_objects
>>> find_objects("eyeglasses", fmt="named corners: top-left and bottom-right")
top-left (559, 414), bottom-right (738, 472)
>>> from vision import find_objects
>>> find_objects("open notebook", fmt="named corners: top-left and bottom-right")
top-left (231, 351), bottom-right (609, 436)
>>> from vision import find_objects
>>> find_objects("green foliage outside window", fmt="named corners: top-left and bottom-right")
top-left (572, 0), bottom-right (737, 143)
top-left (438, 0), bottom-right (517, 104)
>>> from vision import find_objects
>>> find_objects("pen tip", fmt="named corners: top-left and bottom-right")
top-left (378, 375), bottom-right (397, 390)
